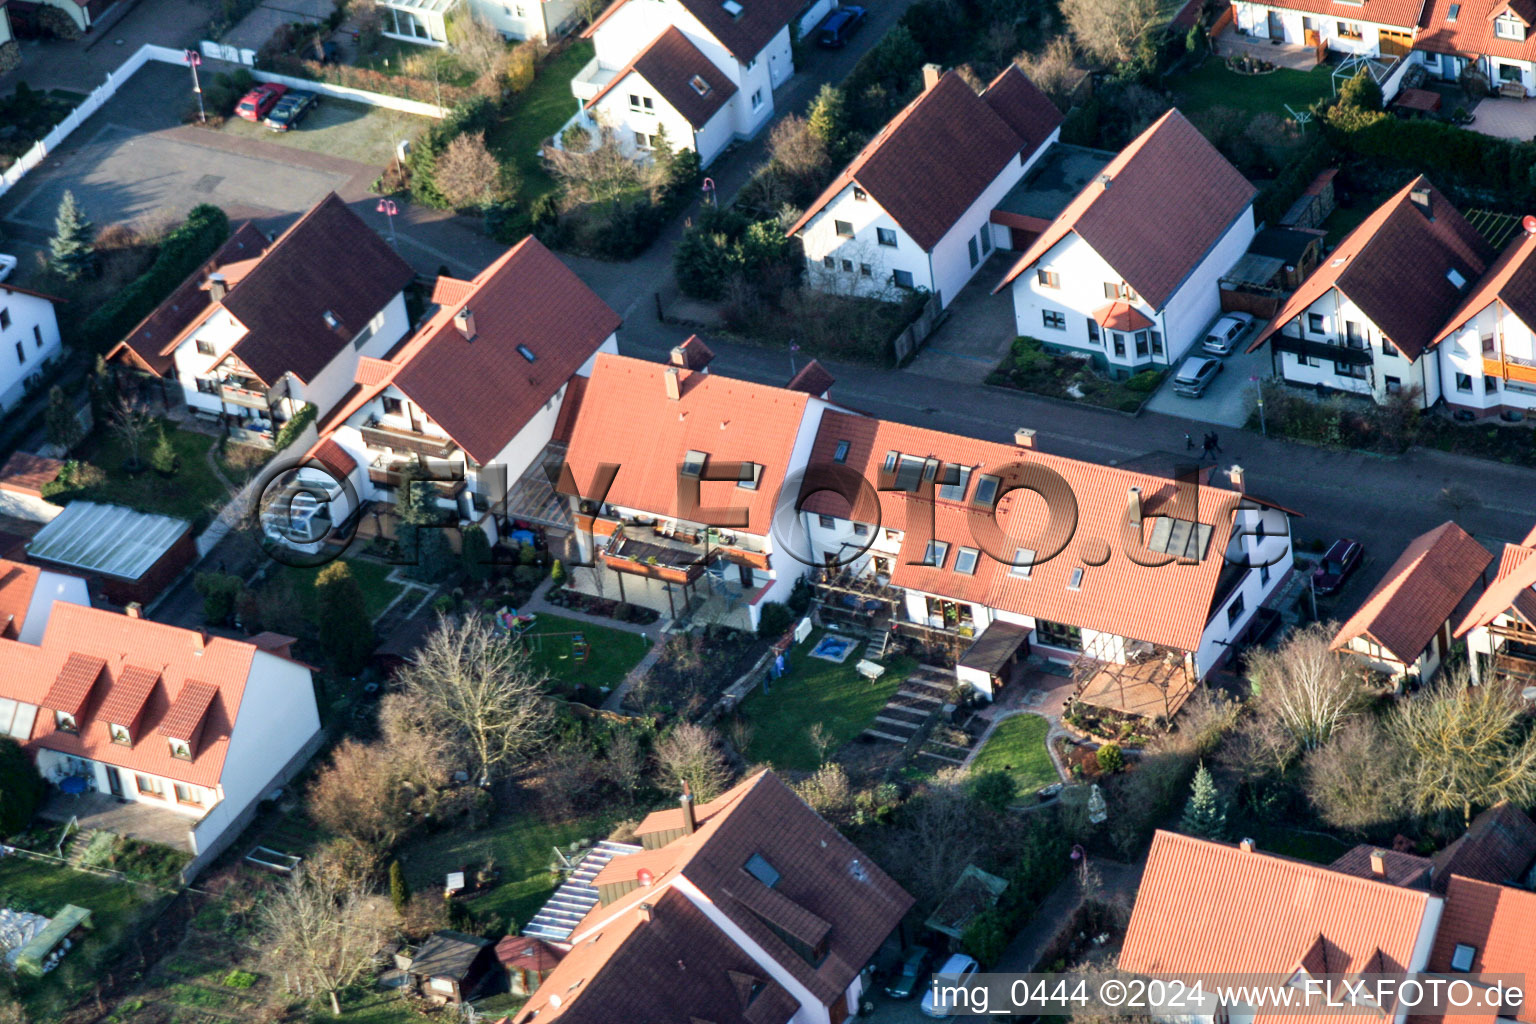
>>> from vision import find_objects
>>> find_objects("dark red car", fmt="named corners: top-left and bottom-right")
top-left (1313, 539), bottom-right (1363, 595)
top-left (236, 83), bottom-right (287, 122)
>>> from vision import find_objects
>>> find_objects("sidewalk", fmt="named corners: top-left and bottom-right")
top-left (0, 0), bottom-right (208, 95)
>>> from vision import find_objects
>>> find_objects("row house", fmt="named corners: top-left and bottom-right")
top-left (558, 347), bottom-right (848, 631)
top-left (1456, 522), bottom-right (1536, 684)
top-left (512, 771), bottom-right (913, 1024)
top-left (1230, 0), bottom-right (1422, 58)
top-left (789, 64), bottom-right (1063, 309)
top-left (1330, 521), bottom-right (1492, 684)
top-left (567, 0), bottom-right (826, 166)
top-left (798, 413), bottom-right (1294, 712)
top-left (0, 598), bottom-right (321, 871)
top-left (994, 110), bottom-right (1258, 377)
top-left (107, 194), bottom-right (415, 442)
top-left (0, 280), bottom-right (63, 414)
top-left (293, 236), bottom-right (621, 549)
top-left (1433, 215), bottom-right (1536, 416)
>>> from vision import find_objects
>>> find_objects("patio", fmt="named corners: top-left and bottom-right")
top-left (1214, 26), bottom-right (1322, 71)
top-left (1073, 651), bottom-right (1195, 720)
top-left (36, 791), bottom-right (197, 853)
top-left (1466, 96), bottom-right (1536, 140)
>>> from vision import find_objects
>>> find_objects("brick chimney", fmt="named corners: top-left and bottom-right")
top-left (207, 273), bottom-right (227, 302)
top-left (1014, 427), bottom-right (1036, 449)
top-left (637, 902), bottom-right (653, 923)
top-left (453, 307), bottom-right (476, 340)
top-left (665, 366), bottom-right (682, 401)
top-left (1228, 465), bottom-right (1246, 492)
top-left (125, 602), bottom-right (143, 619)
top-left (1239, 837), bottom-right (1256, 853)
top-left (1127, 486), bottom-right (1142, 526)
top-left (680, 781), bottom-right (696, 834)
top-left (922, 63), bottom-right (942, 91)
top-left (1370, 849), bottom-right (1387, 877)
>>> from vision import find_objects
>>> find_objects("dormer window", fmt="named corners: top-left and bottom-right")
top-left (109, 723), bottom-right (132, 746)
top-left (682, 450), bottom-right (707, 477)
top-left (689, 75), bottom-right (711, 97)
top-left (1496, 11), bottom-right (1524, 39)
top-left (168, 738), bottom-right (192, 760)
top-left (736, 462), bottom-right (762, 490)
top-left (882, 451), bottom-right (898, 472)
top-left (54, 711), bottom-right (77, 734)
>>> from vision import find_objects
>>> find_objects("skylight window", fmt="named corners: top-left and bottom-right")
top-left (322, 310), bottom-right (339, 329)
top-left (1067, 567), bottom-right (1084, 590)
top-left (518, 344), bottom-right (537, 362)
top-left (736, 462), bottom-right (762, 490)
top-left (938, 464), bottom-right (971, 501)
top-left (1447, 2), bottom-right (1460, 18)
top-left (1451, 944), bottom-right (1476, 972)
top-left (972, 474), bottom-right (1001, 506)
top-left (922, 540), bottom-right (950, 568)
top-left (883, 451), bottom-right (898, 472)
top-left (682, 450), bottom-right (707, 477)
top-left (1446, 267), bottom-right (1467, 289)
top-left (1145, 517), bottom-right (1214, 561)
top-left (721, 0), bottom-right (743, 14)
top-left (1009, 547), bottom-right (1035, 578)
top-left (895, 455), bottom-right (927, 492)
top-left (954, 547), bottom-right (979, 574)
top-left (744, 853), bottom-right (780, 887)
top-left (689, 74), bottom-right (712, 96)
top-left (833, 440), bottom-right (850, 463)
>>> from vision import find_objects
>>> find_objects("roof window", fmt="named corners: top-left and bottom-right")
top-left (322, 310), bottom-right (339, 329)
top-left (744, 853), bottom-right (780, 887)
top-left (721, 0), bottom-right (743, 14)
top-left (690, 74), bottom-right (712, 96)
top-left (1145, 516), bottom-right (1214, 561)
top-left (922, 540), bottom-right (949, 568)
top-left (1451, 944), bottom-right (1476, 972)
top-left (736, 462), bottom-right (762, 490)
top-left (682, 450), bottom-right (707, 477)
top-left (833, 440), bottom-right (850, 463)
top-left (938, 464), bottom-right (971, 501)
top-left (1010, 547), bottom-right (1034, 578)
top-left (1067, 567), bottom-right (1084, 590)
top-left (954, 547), bottom-right (979, 575)
top-left (883, 450), bottom-right (898, 472)
top-left (1446, 267), bottom-right (1467, 289)
top-left (518, 344), bottom-right (536, 362)
top-left (972, 473), bottom-right (1001, 506)
top-left (1447, 2), bottom-right (1460, 18)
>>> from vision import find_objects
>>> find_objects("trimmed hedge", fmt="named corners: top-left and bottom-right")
top-left (258, 54), bottom-right (475, 107)
top-left (78, 204), bottom-right (231, 353)
top-left (274, 400), bottom-right (316, 452)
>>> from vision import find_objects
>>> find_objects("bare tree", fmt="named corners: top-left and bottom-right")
top-left (807, 721), bottom-right (835, 765)
top-left (1303, 720), bottom-right (1407, 833)
top-left (395, 614), bottom-right (554, 784)
top-left (546, 125), bottom-right (659, 205)
top-left (653, 722), bottom-right (733, 801)
top-left (1391, 670), bottom-right (1536, 827)
top-left (602, 728), bottom-right (646, 800)
top-left (767, 114), bottom-right (829, 182)
top-left (434, 131), bottom-right (507, 209)
top-left (542, 739), bottom-right (600, 814)
top-left (110, 395), bottom-right (155, 471)
top-left (259, 868), bottom-right (391, 1016)
top-left (1014, 35), bottom-right (1079, 109)
top-left (446, 9), bottom-right (508, 81)
top-left (1247, 622), bottom-right (1366, 752)
top-left (879, 769), bottom-right (981, 910)
top-left (1060, 0), bottom-right (1162, 65)
top-left (794, 762), bottom-right (853, 823)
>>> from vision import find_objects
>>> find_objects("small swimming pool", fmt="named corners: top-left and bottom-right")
top-left (810, 635), bottom-right (857, 663)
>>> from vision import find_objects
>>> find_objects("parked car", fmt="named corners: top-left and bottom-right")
top-left (886, 947), bottom-right (932, 999)
top-left (1313, 539), bottom-right (1363, 595)
top-left (0, 254), bottom-right (16, 282)
top-left (236, 83), bottom-right (287, 122)
top-left (921, 953), bottom-right (979, 1017)
top-left (1172, 355), bottom-right (1223, 397)
top-left (1202, 311), bottom-right (1255, 355)
top-left (815, 5), bottom-right (866, 47)
top-left (265, 91), bottom-right (318, 131)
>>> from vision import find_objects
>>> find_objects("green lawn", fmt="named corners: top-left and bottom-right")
top-left (969, 714), bottom-right (1058, 797)
top-left (738, 632), bottom-right (916, 772)
top-left (397, 808), bottom-right (619, 929)
top-left (523, 612), bottom-right (651, 698)
top-left (1170, 57), bottom-right (1335, 118)
top-left (487, 39), bottom-right (595, 203)
top-left (276, 557), bottom-right (406, 623)
top-left (0, 857), bottom-right (158, 1020)
top-left (51, 421), bottom-right (229, 529)
top-left (355, 37), bottom-right (477, 86)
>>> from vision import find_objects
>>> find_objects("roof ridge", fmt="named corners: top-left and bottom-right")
top-left (1152, 830), bottom-right (1434, 902)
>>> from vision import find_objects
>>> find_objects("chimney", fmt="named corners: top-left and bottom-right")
top-left (665, 366), bottom-right (682, 401)
top-left (1228, 464), bottom-right (1246, 492)
top-left (1127, 486), bottom-right (1142, 526)
top-left (125, 602), bottom-right (143, 619)
top-left (1370, 849), bottom-right (1387, 878)
top-left (670, 345), bottom-right (688, 368)
top-left (1410, 187), bottom-right (1433, 218)
top-left (637, 902), bottom-right (653, 923)
top-left (1014, 427), bottom-right (1036, 449)
top-left (680, 781), bottom-right (696, 834)
top-left (207, 273), bottom-right (227, 302)
top-left (1239, 837), bottom-right (1256, 853)
top-left (1097, 172), bottom-right (1114, 190)
top-left (453, 307), bottom-right (476, 340)
top-left (922, 63), bottom-right (942, 91)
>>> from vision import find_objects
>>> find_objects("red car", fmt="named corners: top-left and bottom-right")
top-left (236, 83), bottom-right (287, 122)
top-left (1313, 539), bottom-right (1363, 596)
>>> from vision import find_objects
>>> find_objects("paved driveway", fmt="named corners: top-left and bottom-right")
top-left (905, 253), bottom-right (1017, 385)
top-left (1144, 327), bottom-right (1272, 428)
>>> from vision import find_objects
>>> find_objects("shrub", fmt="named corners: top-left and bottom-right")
top-left (407, 97), bottom-right (499, 209)
top-left (0, 737), bottom-right (44, 837)
top-left (273, 401), bottom-right (317, 452)
top-left (222, 970), bottom-right (258, 989)
top-left (1124, 370), bottom-right (1162, 394)
top-left (756, 601), bottom-right (794, 639)
top-left (194, 571), bottom-right (244, 626)
top-left (969, 768), bottom-right (1017, 811)
top-left (1337, 70), bottom-right (1383, 112)
top-left (513, 564), bottom-right (543, 589)
top-left (461, 526), bottom-right (491, 583)
top-left (613, 601), bottom-right (634, 622)
top-left (1095, 742), bottom-right (1125, 774)
top-left (389, 860), bottom-right (411, 914)
top-left (550, 558), bottom-right (565, 584)
top-left (149, 425), bottom-right (178, 474)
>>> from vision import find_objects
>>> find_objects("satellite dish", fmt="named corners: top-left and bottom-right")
top-left (1523, 215), bottom-right (1536, 235)
top-left (637, 867), bottom-right (655, 886)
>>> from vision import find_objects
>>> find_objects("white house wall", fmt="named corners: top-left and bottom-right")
top-left (18, 571), bottom-right (89, 645)
top-left (468, 0), bottom-right (576, 41)
top-left (289, 292), bottom-right (410, 417)
top-left (1192, 505), bottom-right (1292, 678)
top-left (589, 75), bottom-right (735, 166)
top-left (1010, 232), bottom-right (1159, 368)
top-left (1440, 305), bottom-right (1536, 414)
top-left (34, 748), bottom-right (212, 823)
top-left (1268, 287), bottom-right (1432, 404)
top-left (1157, 206), bottom-right (1256, 362)
top-left (174, 308), bottom-right (249, 414)
top-left (0, 291), bottom-right (61, 413)
top-left (801, 187), bottom-right (934, 299)
top-left (1231, 2), bottom-right (1394, 56)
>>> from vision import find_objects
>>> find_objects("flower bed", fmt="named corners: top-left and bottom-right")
top-left (626, 625), bottom-right (767, 717)
top-left (543, 584), bottom-right (662, 625)
top-left (987, 337), bottom-right (1163, 413)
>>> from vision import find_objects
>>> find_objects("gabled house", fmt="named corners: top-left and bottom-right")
top-left (1330, 521), bottom-right (1491, 683)
top-left (1431, 219), bottom-right (1536, 417)
top-left (567, 0), bottom-right (823, 166)
top-left (467, 0), bottom-right (577, 43)
top-left (994, 109), bottom-right (1258, 376)
top-left (1426, 873), bottom-right (1536, 1014)
top-left (0, 601), bottom-right (321, 870)
top-left (1228, 0), bottom-right (1423, 58)
top-left (1455, 523), bottom-right (1536, 684)
top-left (0, 557), bottom-right (89, 650)
top-left (107, 195), bottom-right (415, 441)
top-left (799, 416), bottom-right (1294, 711)
top-left (1429, 802), bottom-right (1536, 891)
top-left (511, 771), bottom-right (913, 1024)
top-left (303, 236), bottom-right (620, 547)
top-left (558, 348), bottom-right (847, 630)
top-left (0, 280), bottom-right (63, 414)
top-left (1120, 831), bottom-right (1444, 1024)
top-left (1415, 0), bottom-right (1536, 95)
top-left (1249, 177), bottom-right (1494, 407)
top-left (788, 64), bottom-right (1063, 308)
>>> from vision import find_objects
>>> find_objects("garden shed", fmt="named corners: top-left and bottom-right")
top-left (406, 930), bottom-right (496, 1004)
top-left (26, 501), bottom-right (194, 606)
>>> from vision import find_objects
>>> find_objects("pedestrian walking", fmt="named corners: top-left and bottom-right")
top-left (1200, 434), bottom-right (1215, 462)
top-left (1210, 432), bottom-right (1223, 454)
top-left (1184, 432), bottom-right (1194, 450)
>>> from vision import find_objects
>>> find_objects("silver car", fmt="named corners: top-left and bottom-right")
top-left (1173, 355), bottom-right (1223, 397)
top-left (1202, 311), bottom-right (1255, 355)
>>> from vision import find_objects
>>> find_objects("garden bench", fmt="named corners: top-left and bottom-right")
top-left (856, 659), bottom-right (886, 681)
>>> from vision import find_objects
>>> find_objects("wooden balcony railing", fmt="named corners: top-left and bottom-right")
top-left (368, 462), bottom-right (466, 497)
top-left (1482, 356), bottom-right (1536, 386)
top-left (219, 381), bottom-right (271, 409)
top-left (360, 418), bottom-right (457, 459)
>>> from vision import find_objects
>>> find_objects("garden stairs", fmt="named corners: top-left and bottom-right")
top-left (865, 630), bottom-right (890, 660)
top-left (861, 666), bottom-right (953, 743)
top-left (522, 839), bottom-right (643, 943)
top-left (63, 827), bottom-right (100, 868)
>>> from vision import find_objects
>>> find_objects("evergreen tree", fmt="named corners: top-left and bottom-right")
top-left (389, 860), bottom-right (411, 914)
top-left (395, 466), bottom-right (457, 584)
top-left (1338, 70), bottom-right (1384, 112)
top-left (44, 386), bottom-right (83, 452)
top-left (1180, 762), bottom-right (1228, 840)
top-left (149, 424), bottom-right (178, 474)
top-left (316, 561), bottom-right (375, 674)
top-left (461, 525), bottom-right (491, 584)
top-left (805, 84), bottom-right (848, 160)
top-left (48, 190), bottom-right (95, 281)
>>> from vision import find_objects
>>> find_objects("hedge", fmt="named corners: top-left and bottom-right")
top-left (77, 204), bottom-right (231, 353)
top-left (274, 401), bottom-right (316, 452)
top-left (258, 54), bottom-right (475, 107)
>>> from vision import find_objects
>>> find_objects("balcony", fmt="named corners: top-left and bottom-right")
top-left (1483, 354), bottom-right (1536, 386)
top-left (1272, 332), bottom-right (1373, 366)
top-left (368, 458), bottom-right (467, 497)
top-left (570, 55), bottom-right (620, 102)
top-left (219, 379), bottom-right (272, 409)
top-left (602, 524), bottom-right (707, 584)
top-left (360, 417), bottom-right (457, 459)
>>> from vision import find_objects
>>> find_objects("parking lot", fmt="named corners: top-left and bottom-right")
top-left (219, 93), bottom-right (425, 168)
top-left (1144, 317), bottom-right (1273, 428)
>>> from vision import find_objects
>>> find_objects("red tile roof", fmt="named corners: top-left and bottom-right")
top-left (789, 67), bottom-right (1062, 251)
top-left (0, 560), bottom-right (42, 641)
top-left (1121, 831), bottom-right (1438, 1019)
top-left (1331, 521), bottom-right (1491, 663)
top-left (0, 602), bottom-right (269, 787)
top-left (0, 452), bottom-right (62, 496)
top-left (562, 353), bottom-right (812, 536)
top-left (996, 109), bottom-right (1256, 307)
top-left (1427, 873), bottom-right (1536, 1021)
top-left (1251, 177), bottom-right (1494, 361)
top-left (353, 355), bottom-right (395, 387)
top-left (1244, 0), bottom-right (1425, 29)
top-left (158, 678), bottom-right (219, 741)
top-left (1092, 301), bottom-right (1155, 331)
top-left (786, 358), bottom-right (836, 396)
top-left (107, 222), bottom-right (271, 376)
top-left (551, 373), bottom-right (587, 445)
top-left (494, 935), bottom-right (563, 972)
top-left (1429, 803), bottom-right (1536, 892)
top-left (583, 0), bottom-right (805, 60)
top-left (586, 26), bottom-right (736, 130)
top-left (320, 236), bottom-right (619, 466)
top-left (801, 411), bottom-right (1255, 651)
top-left (1434, 225), bottom-right (1536, 348)
top-left (1419, 0), bottom-right (1536, 61)
top-left (1329, 845), bottom-right (1433, 888)
top-left (672, 335), bottom-right (715, 370)
top-left (42, 651), bottom-right (106, 716)
top-left (93, 665), bottom-right (160, 727)
top-left (1455, 533), bottom-right (1536, 636)
top-left (305, 437), bottom-right (358, 478)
